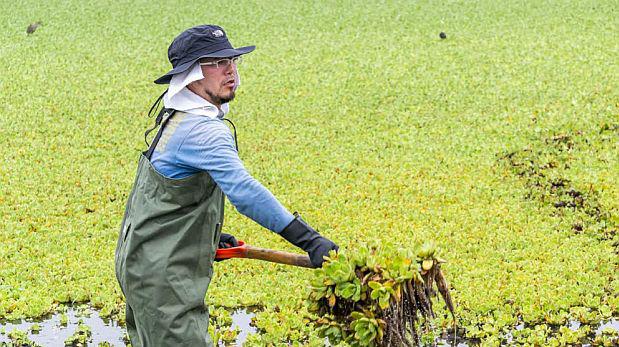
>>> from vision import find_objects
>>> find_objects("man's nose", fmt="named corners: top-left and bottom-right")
top-left (224, 62), bottom-right (236, 74)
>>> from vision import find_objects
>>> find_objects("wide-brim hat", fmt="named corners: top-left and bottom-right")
top-left (154, 24), bottom-right (255, 84)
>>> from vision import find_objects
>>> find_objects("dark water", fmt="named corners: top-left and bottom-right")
top-left (0, 306), bottom-right (256, 346)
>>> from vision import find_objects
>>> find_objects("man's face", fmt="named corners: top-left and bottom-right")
top-left (188, 57), bottom-right (239, 107)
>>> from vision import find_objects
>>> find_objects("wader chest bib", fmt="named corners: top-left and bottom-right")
top-left (115, 109), bottom-right (224, 346)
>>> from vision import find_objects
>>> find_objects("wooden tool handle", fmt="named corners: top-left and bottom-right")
top-left (245, 245), bottom-right (314, 268)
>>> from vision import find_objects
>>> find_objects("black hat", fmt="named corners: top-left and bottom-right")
top-left (154, 24), bottom-right (255, 84)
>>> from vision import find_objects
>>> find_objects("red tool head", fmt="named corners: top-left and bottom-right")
top-left (215, 240), bottom-right (248, 260)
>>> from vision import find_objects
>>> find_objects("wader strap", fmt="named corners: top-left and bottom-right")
top-left (143, 108), bottom-right (177, 160)
top-left (143, 90), bottom-right (168, 146)
top-left (223, 118), bottom-right (239, 154)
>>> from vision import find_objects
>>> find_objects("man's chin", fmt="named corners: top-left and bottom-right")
top-left (220, 92), bottom-right (235, 104)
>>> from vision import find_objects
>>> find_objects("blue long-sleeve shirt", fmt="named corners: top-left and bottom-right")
top-left (150, 110), bottom-right (294, 233)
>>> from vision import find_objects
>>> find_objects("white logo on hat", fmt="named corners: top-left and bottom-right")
top-left (212, 30), bottom-right (224, 37)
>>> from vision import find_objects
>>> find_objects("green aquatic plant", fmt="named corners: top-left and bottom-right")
top-left (60, 313), bottom-right (69, 326)
top-left (29, 323), bottom-right (41, 333)
top-left (64, 320), bottom-right (92, 346)
top-left (207, 306), bottom-right (240, 345)
top-left (6, 328), bottom-right (40, 347)
top-left (308, 244), bottom-right (455, 346)
top-left (336, 277), bottom-right (362, 302)
top-left (593, 326), bottom-right (619, 346)
top-left (350, 311), bottom-right (384, 346)
top-left (368, 281), bottom-right (395, 310)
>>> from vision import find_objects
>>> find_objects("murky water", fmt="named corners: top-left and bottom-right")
top-left (0, 306), bottom-right (256, 346)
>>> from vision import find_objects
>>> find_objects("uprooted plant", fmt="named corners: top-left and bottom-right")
top-left (306, 242), bottom-right (455, 346)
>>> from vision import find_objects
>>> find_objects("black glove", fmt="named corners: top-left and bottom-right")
top-left (218, 233), bottom-right (239, 249)
top-left (214, 233), bottom-right (239, 262)
top-left (279, 212), bottom-right (338, 268)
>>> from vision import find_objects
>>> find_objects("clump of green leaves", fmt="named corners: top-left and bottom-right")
top-left (6, 328), bottom-right (40, 347)
top-left (308, 243), bottom-right (455, 346)
top-left (593, 326), bottom-right (619, 346)
top-left (29, 322), bottom-right (41, 333)
top-left (59, 313), bottom-right (69, 326)
top-left (207, 306), bottom-right (240, 345)
top-left (64, 320), bottom-right (92, 346)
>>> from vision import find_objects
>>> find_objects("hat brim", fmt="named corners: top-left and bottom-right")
top-left (154, 45), bottom-right (255, 84)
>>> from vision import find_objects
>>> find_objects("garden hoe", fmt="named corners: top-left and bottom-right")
top-left (215, 240), bottom-right (313, 268)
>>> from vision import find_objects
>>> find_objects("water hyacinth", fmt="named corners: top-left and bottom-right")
top-left (307, 243), bottom-right (455, 346)
top-left (1, 0), bottom-right (617, 344)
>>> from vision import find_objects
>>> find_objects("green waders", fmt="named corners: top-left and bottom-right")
top-left (115, 109), bottom-right (223, 346)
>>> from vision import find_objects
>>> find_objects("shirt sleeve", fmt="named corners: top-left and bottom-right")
top-left (175, 118), bottom-right (294, 233)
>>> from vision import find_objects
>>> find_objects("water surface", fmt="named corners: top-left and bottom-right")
top-left (0, 306), bottom-right (257, 346)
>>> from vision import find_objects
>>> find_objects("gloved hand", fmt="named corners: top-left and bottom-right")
top-left (218, 233), bottom-right (239, 249)
top-left (215, 233), bottom-right (239, 262)
top-left (279, 212), bottom-right (338, 268)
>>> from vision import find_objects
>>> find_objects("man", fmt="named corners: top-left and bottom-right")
top-left (114, 24), bottom-right (338, 346)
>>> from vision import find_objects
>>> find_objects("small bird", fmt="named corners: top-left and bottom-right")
top-left (439, 32), bottom-right (447, 39)
top-left (26, 21), bottom-right (42, 35)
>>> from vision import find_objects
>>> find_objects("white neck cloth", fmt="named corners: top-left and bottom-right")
top-left (163, 62), bottom-right (240, 119)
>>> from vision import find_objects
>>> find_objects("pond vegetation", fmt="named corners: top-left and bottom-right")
top-left (1, 0), bottom-right (617, 345)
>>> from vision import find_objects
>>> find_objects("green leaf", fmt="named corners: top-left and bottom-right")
top-left (368, 281), bottom-right (381, 290)
top-left (378, 294), bottom-right (390, 309)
